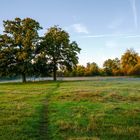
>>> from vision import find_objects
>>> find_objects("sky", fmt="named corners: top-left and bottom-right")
top-left (0, 0), bottom-right (140, 67)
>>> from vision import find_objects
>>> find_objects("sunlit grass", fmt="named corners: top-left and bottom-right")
top-left (47, 80), bottom-right (140, 140)
top-left (0, 79), bottom-right (140, 140)
top-left (0, 82), bottom-right (56, 140)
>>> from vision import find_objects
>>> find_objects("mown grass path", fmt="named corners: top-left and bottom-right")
top-left (39, 82), bottom-right (61, 140)
top-left (0, 82), bottom-right (58, 140)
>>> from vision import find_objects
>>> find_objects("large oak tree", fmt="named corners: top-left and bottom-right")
top-left (41, 26), bottom-right (81, 81)
top-left (0, 18), bottom-right (42, 82)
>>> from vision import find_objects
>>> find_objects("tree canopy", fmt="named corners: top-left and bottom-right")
top-left (121, 49), bottom-right (139, 75)
top-left (41, 26), bottom-right (81, 80)
top-left (103, 58), bottom-right (121, 76)
top-left (0, 17), bottom-right (42, 82)
top-left (0, 20), bottom-right (81, 82)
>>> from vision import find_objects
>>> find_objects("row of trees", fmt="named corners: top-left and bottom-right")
top-left (0, 18), bottom-right (140, 82)
top-left (63, 49), bottom-right (140, 77)
top-left (0, 18), bottom-right (81, 82)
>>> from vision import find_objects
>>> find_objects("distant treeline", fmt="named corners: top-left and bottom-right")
top-left (61, 49), bottom-right (140, 77)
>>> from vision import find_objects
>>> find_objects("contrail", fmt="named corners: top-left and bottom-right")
top-left (131, 0), bottom-right (138, 29)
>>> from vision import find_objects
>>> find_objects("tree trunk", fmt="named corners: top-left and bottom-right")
top-left (22, 73), bottom-right (26, 83)
top-left (53, 65), bottom-right (57, 81)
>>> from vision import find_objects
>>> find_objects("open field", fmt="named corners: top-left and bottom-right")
top-left (0, 78), bottom-right (140, 140)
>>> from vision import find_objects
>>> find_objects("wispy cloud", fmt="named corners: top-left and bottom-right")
top-left (81, 34), bottom-right (140, 38)
top-left (124, 35), bottom-right (140, 38)
top-left (66, 23), bottom-right (89, 34)
top-left (130, 0), bottom-right (138, 29)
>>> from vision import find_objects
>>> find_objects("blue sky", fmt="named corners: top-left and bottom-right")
top-left (0, 0), bottom-right (140, 66)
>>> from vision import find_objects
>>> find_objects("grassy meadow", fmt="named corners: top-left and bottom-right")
top-left (0, 78), bottom-right (140, 140)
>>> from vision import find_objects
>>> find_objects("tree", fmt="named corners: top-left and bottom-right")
top-left (41, 26), bottom-right (81, 81)
top-left (33, 54), bottom-right (52, 77)
top-left (121, 49), bottom-right (139, 75)
top-left (103, 59), bottom-right (114, 75)
top-left (0, 18), bottom-right (42, 82)
top-left (74, 65), bottom-right (85, 76)
top-left (103, 58), bottom-right (121, 76)
top-left (128, 64), bottom-right (140, 76)
top-left (85, 62), bottom-right (99, 76)
top-left (112, 58), bottom-right (122, 76)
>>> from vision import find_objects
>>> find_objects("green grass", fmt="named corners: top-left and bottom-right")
top-left (0, 79), bottom-right (140, 140)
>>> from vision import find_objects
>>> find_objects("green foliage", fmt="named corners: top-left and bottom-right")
top-left (74, 65), bottom-right (86, 76)
top-left (33, 54), bottom-right (52, 77)
top-left (85, 62), bottom-right (100, 76)
top-left (103, 58), bottom-right (121, 76)
top-left (0, 19), bottom-right (81, 82)
top-left (64, 62), bottom-right (100, 77)
top-left (41, 26), bottom-right (81, 80)
top-left (0, 18), bottom-right (42, 82)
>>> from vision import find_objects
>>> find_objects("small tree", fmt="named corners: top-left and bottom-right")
top-left (0, 18), bottom-right (42, 82)
top-left (74, 65), bottom-right (85, 76)
top-left (121, 49), bottom-right (139, 75)
top-left (103, 58), bottom-right (121, 76)
top-left (41, 26), bottom-right (81, 81)
top-left (85, 62), bottom-right (99, 76)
